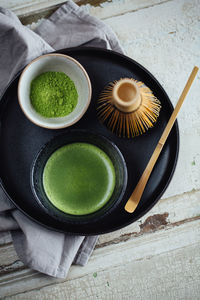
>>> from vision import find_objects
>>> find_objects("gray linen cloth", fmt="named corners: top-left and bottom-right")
top-left (0, 0), bottom-right (123, 278)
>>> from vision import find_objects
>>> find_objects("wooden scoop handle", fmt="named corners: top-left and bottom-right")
top-left (125, 66), bottom-right (199, 213)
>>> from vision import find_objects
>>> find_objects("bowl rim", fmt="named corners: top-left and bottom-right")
top-left (17, 53), bottom-right (92, 129)
top-left (30, 129), bottom-right (128, 223)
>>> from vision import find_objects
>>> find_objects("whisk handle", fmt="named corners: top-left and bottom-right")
top-left (124, 142), bottom-right (163, 213)
top-left (125, 66), bottom-right (199, 213)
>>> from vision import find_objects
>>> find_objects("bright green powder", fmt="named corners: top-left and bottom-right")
top-left (30, 71), bottom-right (78, 118)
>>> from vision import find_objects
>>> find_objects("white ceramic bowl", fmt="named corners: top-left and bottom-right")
top-left (18, 53), bottom-right (92, 129)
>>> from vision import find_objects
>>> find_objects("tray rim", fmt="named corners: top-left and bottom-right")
top-left (0, 46), bottom-right (179, 235)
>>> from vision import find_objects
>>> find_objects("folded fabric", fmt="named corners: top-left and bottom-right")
top-left (0, 0), bottom-right (123, 278)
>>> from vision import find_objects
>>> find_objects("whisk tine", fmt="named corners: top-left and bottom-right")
top-left (122, 114), bottom-right (126, 137)
top-left (130, 116), bottom-right (138, 137)
top-left (126, 114), bottom-right (130, 138)
top-left (98, 105), bottom-right (114, 122)
top-left (109, 109), bottom-right (119, 132)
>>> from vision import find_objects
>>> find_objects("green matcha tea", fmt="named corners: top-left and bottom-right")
top-left (43, 143), bottom-right (116, 215)
top-left (30, 71), bottom-right (78, 118)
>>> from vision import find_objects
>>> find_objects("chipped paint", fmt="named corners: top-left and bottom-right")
top-left (1, 0), bottom-right (171, 25)
top-left (0, 260), bottom-right (24, 275)
top-left (139, 213), bottom-right (169, 233)
top-left (96, 214), bottom-right (200, 249)
top-left (76, 0), bottom-right (111, 7)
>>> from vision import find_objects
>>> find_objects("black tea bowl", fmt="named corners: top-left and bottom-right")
top-left (31, 129), bottom-right (128, 224)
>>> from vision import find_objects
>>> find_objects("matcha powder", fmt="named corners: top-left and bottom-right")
top-left (30, 71), bottom-right (78, 118)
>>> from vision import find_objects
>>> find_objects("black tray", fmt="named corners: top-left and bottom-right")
top-left (0, 47), bottom-right (179, 235)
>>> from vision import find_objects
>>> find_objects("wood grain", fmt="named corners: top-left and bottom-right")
top-left (2, 220), bottom-right (200, 299)
top-left (0, 189), bottom-right (200, 298)
top-left (0, 0), bottom-right (170, 25)
top-left (0, 0), bottom-right (168, 17)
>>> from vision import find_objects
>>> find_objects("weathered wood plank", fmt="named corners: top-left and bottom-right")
top-left (0, 190), bottom-right (199, 298)
top-left (0, 244), bottom-right (18, 267)
top-left (79, 0), bottom-right (171, 20)
top-left (0, 0), bottom-right (67, 16)
top-left (0, 0), bottom-right (167, 17)
top-left (0, 232), bottom-right (12, 246)
top-left (0, 189), bottom-right (199, 275)
top-left (97, 189), bottom-right (200, 246)
top-left (0, 0), bottom-right (170, 25)
top-left (1, 219), bottom-right (200, 299)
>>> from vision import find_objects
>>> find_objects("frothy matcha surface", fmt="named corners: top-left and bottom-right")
top-left (43, 143), bottom-right (116, 215)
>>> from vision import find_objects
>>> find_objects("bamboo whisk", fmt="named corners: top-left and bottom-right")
top-left (97, 78), bottom-right (161, 138)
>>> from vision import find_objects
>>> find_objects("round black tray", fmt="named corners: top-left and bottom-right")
top-left (0, 47), bottom-right (179, 235)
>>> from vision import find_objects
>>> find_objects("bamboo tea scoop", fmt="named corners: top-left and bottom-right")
top-left (125, 66), bottom-right (199, 213)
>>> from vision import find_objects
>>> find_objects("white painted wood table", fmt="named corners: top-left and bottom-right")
top-left (0, 0), bottom-right (200, 299)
